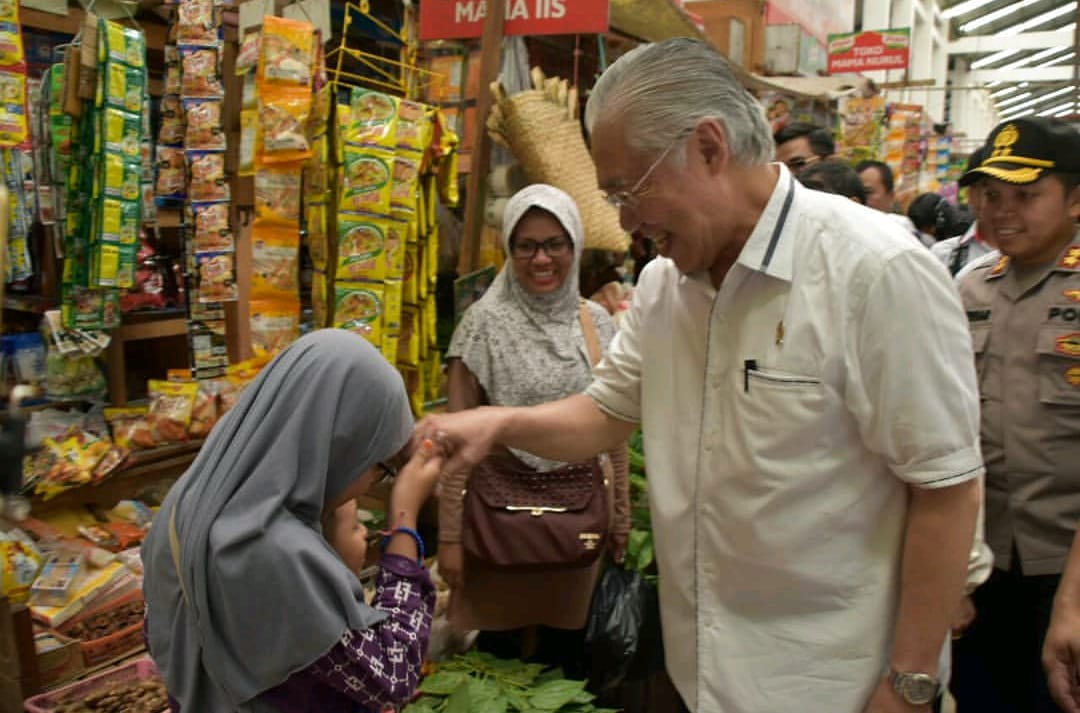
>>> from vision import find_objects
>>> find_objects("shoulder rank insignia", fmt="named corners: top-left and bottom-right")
top-left (1065, 289), bottom-right (1080, 303)
top-left (1059, 246), bottom-right (1080, 271)
top-left (987, 255), bottom-right (1010, 279)
top-left (1067, 366), bottom-right (1080, 387)
top-left (1057, 334), bottom-right (1080, 357)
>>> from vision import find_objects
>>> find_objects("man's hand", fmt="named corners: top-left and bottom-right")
top-left (438, 542), bottom-right (464, 591)
top-left (416, 407), bottom-right (509, 476)
top-left (1043, 598), bottom-right (1080, 713)
top-left (861, 678), bottom-right (932, 713)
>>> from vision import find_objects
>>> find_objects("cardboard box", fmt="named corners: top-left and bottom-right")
top-left (34, 631), bottom-right (84, 690)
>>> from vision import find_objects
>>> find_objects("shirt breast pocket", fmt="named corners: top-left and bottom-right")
top-left (737, 365), bottom-right (831, 460)
top-left (1038, 328), bottom-right (1080, 409)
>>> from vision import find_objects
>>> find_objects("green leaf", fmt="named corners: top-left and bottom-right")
top-left (402, 701), bottom-right (439, 713)
top-left (419, 671), bottom-right (470, 695)
top-left (638, 535), bottom-right (654, 572)
top-left (571, 689), bottom-right (597, 704)
top-left (444, 680), bottom-right (473, 713)
top-left (527, 679), bottom-right (588, 710)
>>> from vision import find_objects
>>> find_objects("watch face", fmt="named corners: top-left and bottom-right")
top-left (897, 673), bottom-right (938, 704)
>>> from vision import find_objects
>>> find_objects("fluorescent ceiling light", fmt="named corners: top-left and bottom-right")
top-left (991, 85), bottom-right (1021, 97)
top-left (995, 91), bottom-right (1033, 107)
top-left (1051, 105), bottom-right (1077, 117)
top-left (998, 86), bottom-right (1074, 114)
top-left (1000, 108), bottom-right (1035, 120)
top-left (971, 48), bottom-right (1022, 68)
top-left (961, 0), bottom-right (1040, 32)
top-left (999, 45), bottom-right (1070, 70)
top-left (1040, 50), bottom-right (1077, 67)
top-left (998, 2), bottom-right (1077, 36)
top-left (1038, 101), bottom-right (1076, 116)
top-left (985, 80), bottom-right (1003, 87)
top-left (943, 0), bottom-right (998, 20)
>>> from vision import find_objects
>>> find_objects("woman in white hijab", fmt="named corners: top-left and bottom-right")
top-left (142, 330), bottom-right (443, 713)
top-left (438, 184), bottom-right (631, 675)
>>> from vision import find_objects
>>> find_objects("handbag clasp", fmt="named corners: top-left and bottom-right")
top-left (506, 505), bottom-right (569, 517)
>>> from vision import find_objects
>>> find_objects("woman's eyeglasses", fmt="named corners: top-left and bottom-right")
top-left (510, 236), bottom-right (573, 260)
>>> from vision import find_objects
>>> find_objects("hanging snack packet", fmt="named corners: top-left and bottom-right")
top-left (347, 88), bottom-right (398, 149)
top-left (102, 20), bottom-right (146, 68)
top-left (188, 380), bottom-right (220, 438)
top-left (192, 202), bottom-right (233, 252)
top-left (395, 99), bottom-right (426, 152)
top-left (185, 98), bottom-right (226, 151)
top-left (104, 63), bottom-right (145, 113)
top-left (259, 16), bottom-right (314, 87)
top-left (177, 0), bottom-right (219, 46)
top-left (236, 31), bottom-right (260, 74)
top-left (334, 281), bottom-right (384, 346)
top-left (390, 151), bottom-right (422, 211)
top-left (251, 226), bottom-right (301, 300)
top-left (254, 163), bottom-right (301, 226)
top-left (155, 145), bottom-right (186, 198)
top-left (239, 109), bottom-right (256, 176)
top-left (303, 133), bottom-right (329, 195)
top-left (337, 214), bottom-right (388, 282)
top-left (158, 95), bottom-right (184, 145)
top-left (103, 107), bottom-right (142, 159)
top-left (165, 59), bottom-right (182, 96)
top-left (181, 46), bottom-right (225, 98)
top-left (250, 299), bottom-right (301, 358)
top-left (258, 87), bottom-right (312, 162)
top-left (385, 214), bottom-right (408, 279)
top-left (196, 251), bottom-right (238, 302)
top-left (309, 82), bottom-right (331, 137)
top-left (104, 152), bottom-right (142, 201)
top-left (340, 148), bottom-right (392, 215)
top-left (383, 277), bottom-right (403, 332)
top-left (304, 200), bottom-right (328, 271)
top-left (188, 151), bottom-right (229, 202)
top-left (0, 70), bottom-right (28, 146)
top-left (0, 0), bottom-right (24, 67)
top-left (95, 242), bottom-right (138, 288)
top-left (100, 196), bottom-right (140, 244)
top-left (311, 270), bottom-right (328, 329)
top-left (147, 379), bottom-right (199, 443)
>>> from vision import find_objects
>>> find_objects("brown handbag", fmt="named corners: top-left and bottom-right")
top-left (461, 300), bottom-right (610, 571)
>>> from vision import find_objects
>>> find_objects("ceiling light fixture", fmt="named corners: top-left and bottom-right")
top-left (971, 48), bottom-right (1023, 69)
top-left (995, 91), bottom-right (1033, 108)
top-left (997, 2), bottom-right (1077, 36)
top-left (942, 0), bottom-right (998, 20)
top-left (961, 0), bottom-right (1041, 32)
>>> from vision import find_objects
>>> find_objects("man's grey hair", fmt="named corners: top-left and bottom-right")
top-left (584, 38), bottom-right (774, 166)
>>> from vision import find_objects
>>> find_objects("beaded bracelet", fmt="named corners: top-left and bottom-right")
top-left (380, 526), bottom-right (425, 565)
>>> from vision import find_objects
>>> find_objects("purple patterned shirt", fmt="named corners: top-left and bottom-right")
top-left (165, 555), bottom-right (434, 713)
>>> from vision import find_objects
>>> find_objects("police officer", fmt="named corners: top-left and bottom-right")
top-left (951, 117), bottom-right (1080, 713)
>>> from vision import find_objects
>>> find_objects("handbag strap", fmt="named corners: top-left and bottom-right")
top-left (579, 299), bottom-right (602, 368)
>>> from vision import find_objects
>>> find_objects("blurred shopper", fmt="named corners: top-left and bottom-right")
top-left (798, 159), bottom-right (867, 204)
top-left (951, 117), bottom-right (1080, 713)
top-left (908, 193), bottom-right (968, 247)
top-left (420, 38), bottom-right (982, 713)
top-left (858, 160), bottom-right (922, 242)
top-left (774, 122), bottom-right (836, 175)
top-left (931, 146), bottom-right (995, 278)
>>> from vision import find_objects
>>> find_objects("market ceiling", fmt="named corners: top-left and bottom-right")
top-left (941, 0), bottom-right (1079, 123)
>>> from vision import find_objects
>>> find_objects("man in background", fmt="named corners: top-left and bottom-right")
top-left (774, 122), bottom-right (835, 175)
top-left (931, 146), bottom-right (995, 277)
top-left (799, 160), bottom-right (867, 204)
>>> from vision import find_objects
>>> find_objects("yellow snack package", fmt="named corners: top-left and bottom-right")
top-left (347, 88), bottom-right (399, 149)
top-left (397, 305), bottom-right (421, 366)
top-left (426, 351), bottom-right (443, 402)
top-left (416, 239), bottom-right (428, 301)
top-left (309, 82), bottom-right (332, 137)
top-left (385, 216), bottom-right (407, 280)
top-left (334, 281), bottom-right (384, 347)
top-left (426, 226), bottom-right (440, 287)
top-left (337, 214), bottom-right (389, 282)
top-left (398, 365), bottom-right (424, 417)
top-left (254, 162), bottom-right (302, 226)
top-left (259, 16), bottom-right (315, 87)
top-left (147, 379), bottom-right (199, 443)
top-left (0, 0), bottom-right (24, 67)
top-left (390, 151), bottom-right (422, 213)
top-left (311, 269), bottom-right (329, 329)
top-left (395, 99), bottom-right (427, 152)
top-left (333, 102), bottom-right (351, 164)
top-left (239, 108), bottom-right (257, 176)
top-left (251, 225), bottom-right (301, 300)
top-left (304, 201), bottom-right (329, 272)
top-left (304, 133), bottom-right (329, 195)
top-left (0, 530), bottom-right (42, 605)
top-left (339, 147), bottom-right (393, 215)
top-left (426, 292), bottom-right (438, 351)
top-left (383, 278), bottom-right (403, 332)
top-left (381, 331), bottom-right (399, 366)
top-left (258, 86), bottom-right (312, 163)
top-left (250, 299), bottom-right (301, 358)
top-left (0, 70), bottom-right (29, 146)
top-left (403, 240), bottom-right (420, 304)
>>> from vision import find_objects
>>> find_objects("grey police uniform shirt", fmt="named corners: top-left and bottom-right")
top-left (958, 231), bottom-right (1080, 575)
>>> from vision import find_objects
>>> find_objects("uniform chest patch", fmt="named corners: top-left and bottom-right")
top-left (1057, 333), bottom-right (1080, 357)
top-left (1068, 366), bottom-right (1080, 387)
top-left (1065, 289), bottom-right (1080, 303)
top-left (1050, 306), bottom-right (1080, 323)
top-left (1060, 247), bottom-right (1080, 270)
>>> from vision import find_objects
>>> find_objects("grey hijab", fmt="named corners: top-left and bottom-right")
top-left (447, 184), bottom-right (615, 470)
top-left (141, 330), bottom-right (413, 712)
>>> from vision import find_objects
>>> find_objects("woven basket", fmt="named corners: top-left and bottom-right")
top-left (489, 80), bottom-right (629, 253)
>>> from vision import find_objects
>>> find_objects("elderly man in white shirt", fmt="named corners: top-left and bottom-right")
top-left (420, 39), bottom-right (983, 713)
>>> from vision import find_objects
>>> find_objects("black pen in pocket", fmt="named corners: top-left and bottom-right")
top-left (744, 359), bottom-right (758, 392)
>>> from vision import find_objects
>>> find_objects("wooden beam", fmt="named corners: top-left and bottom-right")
top-left (20, 6), bottom-right (170, 51)
top-left (459, 0), bottom-right (505, 273)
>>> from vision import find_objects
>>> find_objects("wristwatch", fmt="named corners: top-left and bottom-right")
top-left (888, 668), bottom-right (940, 705)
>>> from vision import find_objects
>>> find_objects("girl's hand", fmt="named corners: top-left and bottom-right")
top-left (388, 439), bottom-right (444, 527)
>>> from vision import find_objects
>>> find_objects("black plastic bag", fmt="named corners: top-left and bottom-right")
top-left (585, 563), bottom-right (648, 694)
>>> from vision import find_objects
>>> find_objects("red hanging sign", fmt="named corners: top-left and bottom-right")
top-left (419, 0), bottom-right (610, 41)
top-left (827, 28), bottom-right (910, 74)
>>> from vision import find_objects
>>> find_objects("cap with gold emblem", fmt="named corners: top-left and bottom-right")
top-left (961, 117), bottom-right (1080, 186)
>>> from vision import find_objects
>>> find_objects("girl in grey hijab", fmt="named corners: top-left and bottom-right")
top-left (142, 329), bottom-right (443, 713)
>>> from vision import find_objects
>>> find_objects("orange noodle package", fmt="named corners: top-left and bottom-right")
top-left (251, 225), bottom-right (301, 300)
top-left (258, 86), bottom-right (312, 163)
top-left (258, 16), bottom-right (314, 87)
top-left (159, 95), bottom-right (184, 145)
top-left (181, 46), bottom-right (225, 98)
top-left (250, 300), bottom-right (301, 358)
top-left (188, 151), bottom-right (230, 202)
top-left (192, 202), bottom-right (234, 252)
top-left (185, 98), bottom-right (226, 151)
top-left (147, 379), bottom-right (199, 443)
top-left (196, 251), bottom-right (238, 302)
top-left (155, 146), bottom-right (186, 199)
top-left (254, 162), bottom-right (302, 226)
top-left (177, 0), bottom-right (219, 46)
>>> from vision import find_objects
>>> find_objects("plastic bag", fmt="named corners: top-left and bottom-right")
top-left (585, 564), bottom-right (648, 694)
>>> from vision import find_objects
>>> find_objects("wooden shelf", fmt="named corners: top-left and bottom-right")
top-left (3, 294), bottom-right (53, 314)
top-left (113, 316), bottom-right (187, 342)
top-left (20, 6), bottom-right (170, 52)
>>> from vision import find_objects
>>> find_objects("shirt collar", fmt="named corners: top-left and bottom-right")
top-left (735, 163), bottom-right (797, 282)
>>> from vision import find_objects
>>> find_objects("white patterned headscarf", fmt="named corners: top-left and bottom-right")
top-left (448, 184), bottom-right (614, 470)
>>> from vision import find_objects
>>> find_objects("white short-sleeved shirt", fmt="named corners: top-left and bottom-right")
top-left (586, 165), bottom-right (983, 713)
top-left (930, 223), bottom-right (996, 278)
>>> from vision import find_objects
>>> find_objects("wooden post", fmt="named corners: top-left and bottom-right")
top-left (460, 1), bottom-right (507, 272)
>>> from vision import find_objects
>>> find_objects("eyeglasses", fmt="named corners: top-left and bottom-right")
top-left (603, 134), bottom-right (685, 211)
top-left (510, 236), bottom-right (573, 260)
top-left (376, 462), bottom-right (397, 482)
top-left (784, 155), bottom-right (821, 172)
